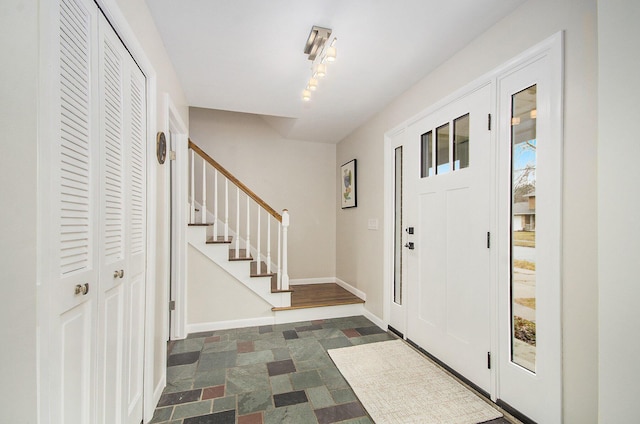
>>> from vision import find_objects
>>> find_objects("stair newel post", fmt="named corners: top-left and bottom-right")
top-left (277, 220), bottom-right (282, 290)
top-left (246, 196), bottom-right (251, 259)
top-left (235, 187), bottom-right (240, 257)
top-left (266, 216), bottom-right (271, 274)
top-left (213, 170), bottom-right (218, 238)
top-left (190, 148), bottom-right (195, 224)
top-left (281, 209), bottom-right (290, 291)
top-left (224, 179), bottom-right (229, 241)
top-left (256, 207), bottom-right (261, 273)
top-left (201, 158), bottom-right (207, 224)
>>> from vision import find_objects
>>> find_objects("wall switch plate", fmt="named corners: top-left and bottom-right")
top-left (368, 219), bottom-right (379, 230)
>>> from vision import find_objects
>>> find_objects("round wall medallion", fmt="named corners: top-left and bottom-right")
top-left (156, 132), bottom-right (167, 164)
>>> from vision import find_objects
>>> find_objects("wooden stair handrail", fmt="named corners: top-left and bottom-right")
top-left (189, 139), bottom-right (282, 222)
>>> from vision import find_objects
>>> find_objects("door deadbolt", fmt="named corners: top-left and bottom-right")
top-left (406, 227), bottom-right (414, 234)
top-left (404, 242), bottom-right (415, 250)
top-left (74, 283), bottom-right (89, 296)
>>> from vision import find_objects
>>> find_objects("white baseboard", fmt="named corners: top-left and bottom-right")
top-left (289, 277), bottom-right (336, 285)
top-left (185, 316), bottom-right (275, 334)
top-left (334, 278), bottom-right (367, 302)
top-left (361, 306), bottom-right (387, 330)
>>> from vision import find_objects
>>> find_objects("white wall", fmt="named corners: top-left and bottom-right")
top-left (598, 1), bottom-right (640, 421)
top-left (189, 107), bottom-right (337, 280)
top-left (111, 0), bottom-right (189, 396)
top-left (336, 0), bottom-right (598, 421)
top-left (187, 246), bottom-right (273, 326)
top-left (0, 1), bottom-right (38, 421)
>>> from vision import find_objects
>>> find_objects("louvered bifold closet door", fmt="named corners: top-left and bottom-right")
top-left (50, 0), bottom-right (100, 422)
top-left (123, 48), bottom-right (147, 424)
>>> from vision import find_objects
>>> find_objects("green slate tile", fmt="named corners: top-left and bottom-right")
top-left (263, 403), bottom-right (318, 424)
top-left (171, 399), bottom-right (213, 419)
top-left (237, 389), bottom-right (274, 415)
top-left (306, 386), bottom-right (335, 409)
top-left (290, 370), bottom-right (323, 390)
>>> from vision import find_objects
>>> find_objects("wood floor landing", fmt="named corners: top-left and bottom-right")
top-left (272, 283), bottom-right (364, 311)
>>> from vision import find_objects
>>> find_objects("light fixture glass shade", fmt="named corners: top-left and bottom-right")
top-left (308, 77), bottom-right (318, 91)
top-left (316, 63), bottom-right (327, 78)
top-left (326, 46), bottom-right (337, 62)
top-left (302, 89), bottom-right (311, 101)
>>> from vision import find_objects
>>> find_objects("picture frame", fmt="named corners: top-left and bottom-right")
top-left (341, 159), bottom-right (357, 209)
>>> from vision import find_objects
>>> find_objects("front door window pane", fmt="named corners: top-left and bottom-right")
top-left (421, 131), bottom-right (433, 178)
top-left (394, 146), bottom-right (403, 305)
top-left (510, 85), bottom-right (537, 372)
top-left (454, 114), bottom-right (470, 170)
top-left (436, 123), bottom-right (450, 174)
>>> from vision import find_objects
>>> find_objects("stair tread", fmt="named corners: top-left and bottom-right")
top-left (188, 223), bottom-right (214, 226)
top-left (206, 236), bottom-right (233, 244)
top-left (271, 283), bottom-right (364, 311)
top-left (229, 249), bottom-right (252, 261)
top-left (250, 261), bottom-right (275, 277)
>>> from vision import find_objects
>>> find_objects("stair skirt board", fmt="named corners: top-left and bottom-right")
top-left (187, 225), bottom-right (291, 308)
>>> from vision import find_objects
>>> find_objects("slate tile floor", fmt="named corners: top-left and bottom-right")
top-left (150, 315), bottom-right (513, 424)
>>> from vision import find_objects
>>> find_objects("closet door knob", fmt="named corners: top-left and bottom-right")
top-left (114, 269), bottom-right (124, 278)
top-left (74, 283), bottom-right (89, 296)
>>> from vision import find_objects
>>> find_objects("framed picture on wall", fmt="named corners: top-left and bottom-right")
top-left (341, 159), bottom-right (357, 209)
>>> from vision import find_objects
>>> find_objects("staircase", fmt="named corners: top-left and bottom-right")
top-left (185, 140), bottom-right (366, 326)
top-left (187, 140), bottom-right (292, 309)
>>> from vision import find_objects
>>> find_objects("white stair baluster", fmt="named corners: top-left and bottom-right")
top-left (201, 158), bottom-right (207, 223)
top-left (190, 149), bottom-right (195, 223)
top-left (256, 207), bottom-right (261, 275)
top-left (213, 170), bottom-right (218, 240)
top-left (277, 221), bottom-right (282, 290)
top-left (281, 209), bottom-right (289, 290)
top-left (235, 187), bottom-right (240, 257)
top-left (246, 197), bottom-right (251, 259)
top-left (224, 179), bottom-right (229, 241)
top-left (266, 216), bottom-right (271, 274)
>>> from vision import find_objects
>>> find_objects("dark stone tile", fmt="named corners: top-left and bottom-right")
top-left (183, 409), bottom-right (236, 424)
top-left (295, 324), bottom-right (323, 332)
top-left (202, 385), bottom-right (225, 400)
top-left (148, 406), bottom-right (173, 423)
top-left (238, 412), bottom-right (263, 424)
top-left (311, 319), bottom-right (325, 325)
top-left (354, 326), bottom-right (386, 336)
top-left (273, 390), bottom-right (308, 408)
top-left (314, 402), bottom-right (367, 424)
top-left (237, 341), bottom-right (255, 353)
top-left (341, 329), bottom-right (360, 338)
top-left (187, 331), bottom-right (215, 339)
top-left (205, 335), bottom-right (221, 343)
top-left (258, 325), bottom-right (273, 334)
top-left (168, 351), bottom-right (201, 367)
top-left (157, 389), bottom-right (202, 407)
top-left (282, 330), bottom-right (298, 340)
top-left (267, 359), bottom-right (296, 376)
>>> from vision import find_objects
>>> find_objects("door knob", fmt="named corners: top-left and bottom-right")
top-left (74, 283), bottom-right (89, 296)
top-left (404, 242), bottom-right (415, 250)
top-left (113, 269), bottom-right (124, 278)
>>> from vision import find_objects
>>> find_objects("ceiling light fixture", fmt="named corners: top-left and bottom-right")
top-left (301, 25), bottom-right (338, 102)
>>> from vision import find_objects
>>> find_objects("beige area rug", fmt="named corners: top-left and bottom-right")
top-left (328, 340), bottom-right (502, 424)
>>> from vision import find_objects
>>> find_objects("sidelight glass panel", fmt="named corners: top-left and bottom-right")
top-left (453, 114), bottom-right (470, 170)
top-left (436, 123), bottom-right (450, 174)
top-left (420, 131), bottom-right (433, 178)
top-left (394, 146), bottom-right (403, 305)
top-left (510, 85), bottom-right (537, 372)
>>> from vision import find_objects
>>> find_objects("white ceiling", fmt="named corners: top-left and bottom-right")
top-left (146, 0), bottom-right (524, 143)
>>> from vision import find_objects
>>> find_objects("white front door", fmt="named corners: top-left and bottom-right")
top-left (405, 84), bottom-right (493, 393)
